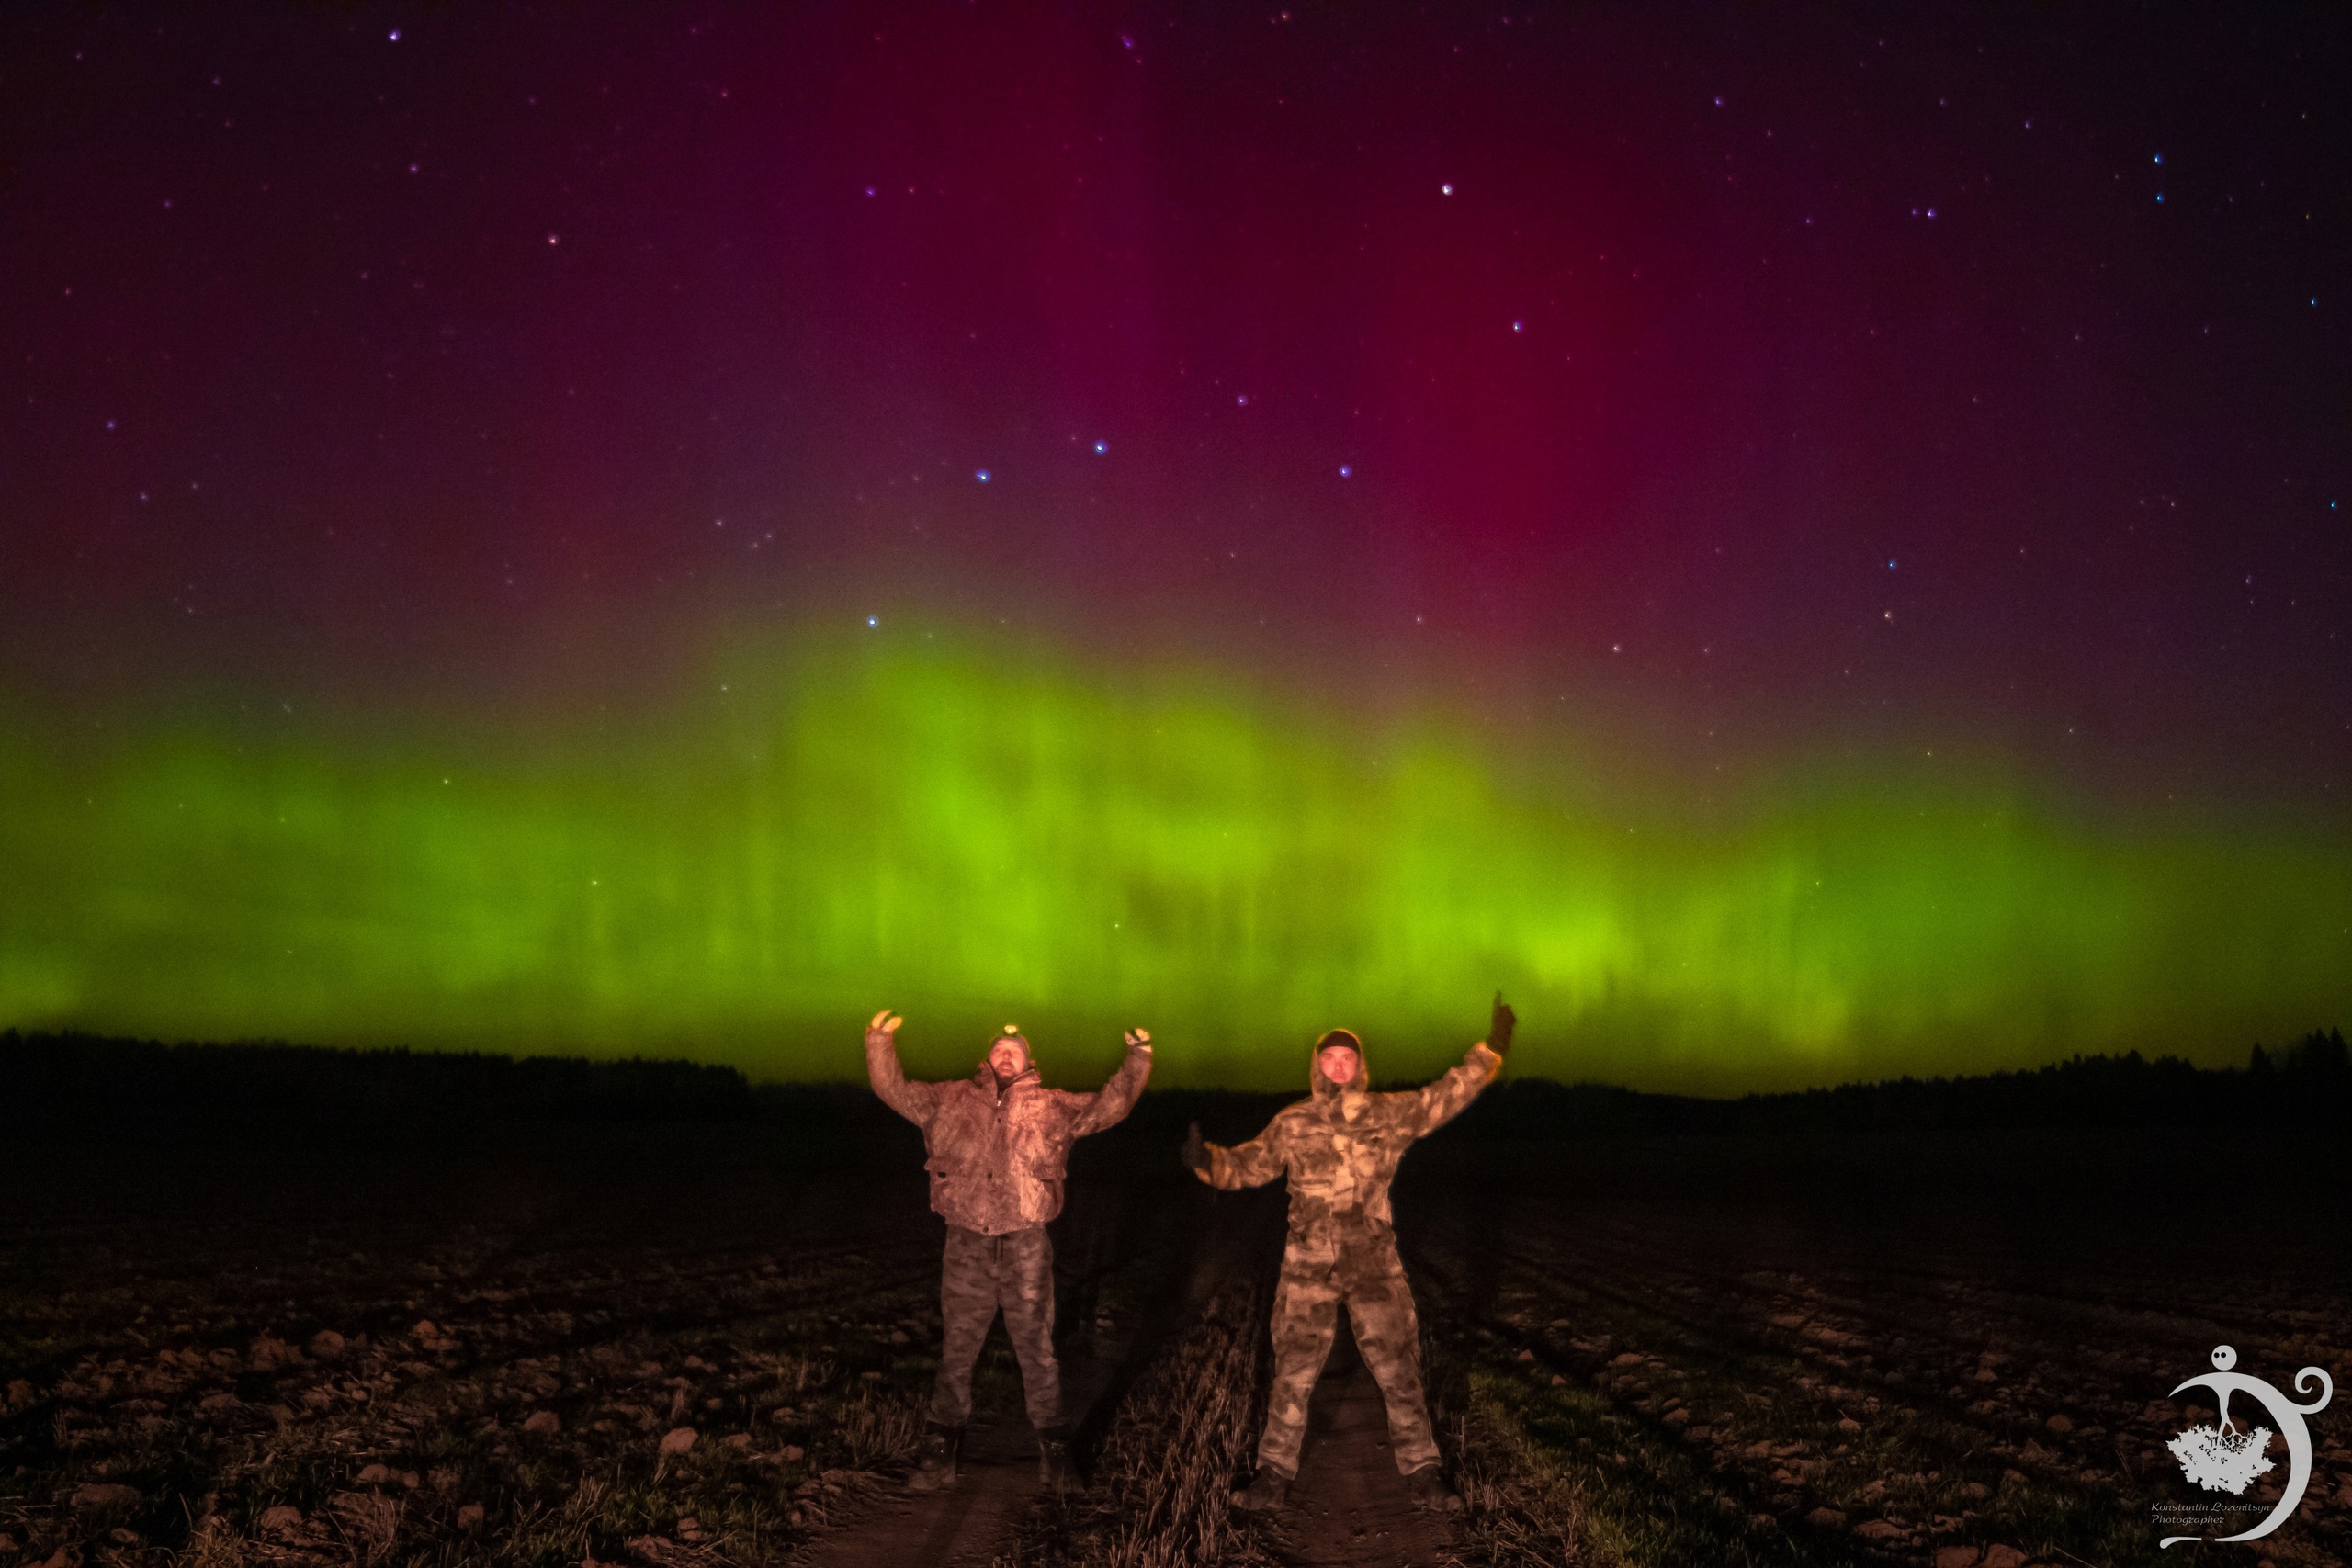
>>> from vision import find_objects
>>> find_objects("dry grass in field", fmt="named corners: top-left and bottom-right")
top-left (1400, 1139), bottom-right (2352, 1568)
top-left (10, 1112), bottom-right (2350, 1568)
top-left (0, 1225), bottom-right (944, 1568)
top-left (1438, 1368), bottom-right (1591, 1568)
top-left (993, 1265), bottom-right (1272, 1568)
top-left (4, 1317), bottom-right (934, 1568)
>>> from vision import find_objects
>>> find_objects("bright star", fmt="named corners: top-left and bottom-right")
top-left (1441, 183), bottom-right (1453, 196)
top-left (866, 616), bottom-right (878, 627)
top-left (1093, 440), bottom-right (1107, 454)
top-left (1338, 465), bottom-right (1352, 478)
top-left (975, 469), bottom-right (990, 483)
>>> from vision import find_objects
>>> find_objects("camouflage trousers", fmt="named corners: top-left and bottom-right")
top-left (928, 1224), bottom-right (1061, 1432)
top-left (1257, 1230), bottom-right (1439, 1479)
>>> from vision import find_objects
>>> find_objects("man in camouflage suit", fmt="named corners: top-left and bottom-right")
top-left (1182, 996), bottom-right (1513, 1514)
top-left (865, 1010), bottom-right (1153, 1491)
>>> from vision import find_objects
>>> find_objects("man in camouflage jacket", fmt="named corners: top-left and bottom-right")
top-left (1182, 996), bottom-right (1513, 1514)
top-left (865, 1010), bottom-right (1153, 1490)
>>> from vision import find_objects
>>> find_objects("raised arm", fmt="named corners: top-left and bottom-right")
top-left (1069, 1029), bottom-right (1155, 1137)
top-left (1408, 1043), bottom-right (1500, 1136)
top-left (863, 1010), bottom-right (940, 1127)
top-left (1408, 994), bottom-right (1515, 1138)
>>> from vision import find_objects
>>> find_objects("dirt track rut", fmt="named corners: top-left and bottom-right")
top-left (799, 1187), bottom-right (1464, 1568)
top-left (1258, 1317), bottom-right (1458, 1568)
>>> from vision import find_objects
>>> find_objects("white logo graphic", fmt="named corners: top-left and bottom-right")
top-left (2159, 1344), bottom-right (2333, 1548)
top-left (2169, 1419), bottom-right (2272, 1494)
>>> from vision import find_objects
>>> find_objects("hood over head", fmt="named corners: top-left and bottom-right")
top-left (1310, 1028), bottom-right (1367, 1100)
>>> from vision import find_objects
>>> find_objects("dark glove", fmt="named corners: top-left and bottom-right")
top-left (1487, 992), bottom-right (1516, 1057)
top-left (1180, 1121), bottom-right (1211, 1174)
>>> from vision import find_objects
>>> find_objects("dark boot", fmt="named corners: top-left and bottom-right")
top-left (1230, 1468), bottom-right (1290, 1513)
top-left (1036, 1425), bottom-right (1073, 1489)
top-left (905, 1423), bottom-right (961, 1492)
top-left (1404, 1462), bottom-right (1461, 1513)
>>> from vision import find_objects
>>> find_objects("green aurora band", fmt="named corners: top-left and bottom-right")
top-left (4, 630), bottom-right (2346, 1093)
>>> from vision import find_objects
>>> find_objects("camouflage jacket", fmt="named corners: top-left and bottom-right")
top-left (867, 1037), bottom-right (1152, 1235)
top-left (1195, 1038), bottom-right (1500, 1266)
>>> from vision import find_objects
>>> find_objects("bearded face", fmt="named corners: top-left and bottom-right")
top-left (989, 1038), bottom-right (1031, 1079)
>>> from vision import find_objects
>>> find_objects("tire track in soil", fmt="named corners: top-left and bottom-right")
top-left (793, 1184), bottom-right (1210, 1568)
top-left (792, 1416), bottom-right (1037, 1568)
top-left (798, 1183), bottom-right (1467, 1567)
top-left (1113, 1186), bottom-right (1457, 1568)
top-left (1255, 1311), bottom-right (1460, 1568)
top-left (792, 1311), bottom-right (1178, 1568)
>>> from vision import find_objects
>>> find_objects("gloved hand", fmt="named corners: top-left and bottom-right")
top-left (866, 1009), bottom-right (904, 1051)
top-left (1180, 1120), bottom-right (1211, 1174)
top-left (1487, 993), bottom-right (1515, 1057)
top-left (1125, 1028), bottom-right (1152, 1052)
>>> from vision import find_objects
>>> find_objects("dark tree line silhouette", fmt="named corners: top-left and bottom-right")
top-left (2, 1026), bottom-right (2343, 1139)
top-left (1448, 1028), bottom-right (2351, 1139)
top-left (0, 1031), bottom-right (764, 1130)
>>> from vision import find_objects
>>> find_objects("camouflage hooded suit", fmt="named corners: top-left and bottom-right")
top-left (868, 1031), bottom-right (1152, 1431)
top-left (1193, 1034), bottom-right (1500, 1479)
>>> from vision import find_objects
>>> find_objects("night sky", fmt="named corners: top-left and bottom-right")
top-left (3, 6), bottom-right (2346, 1092)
